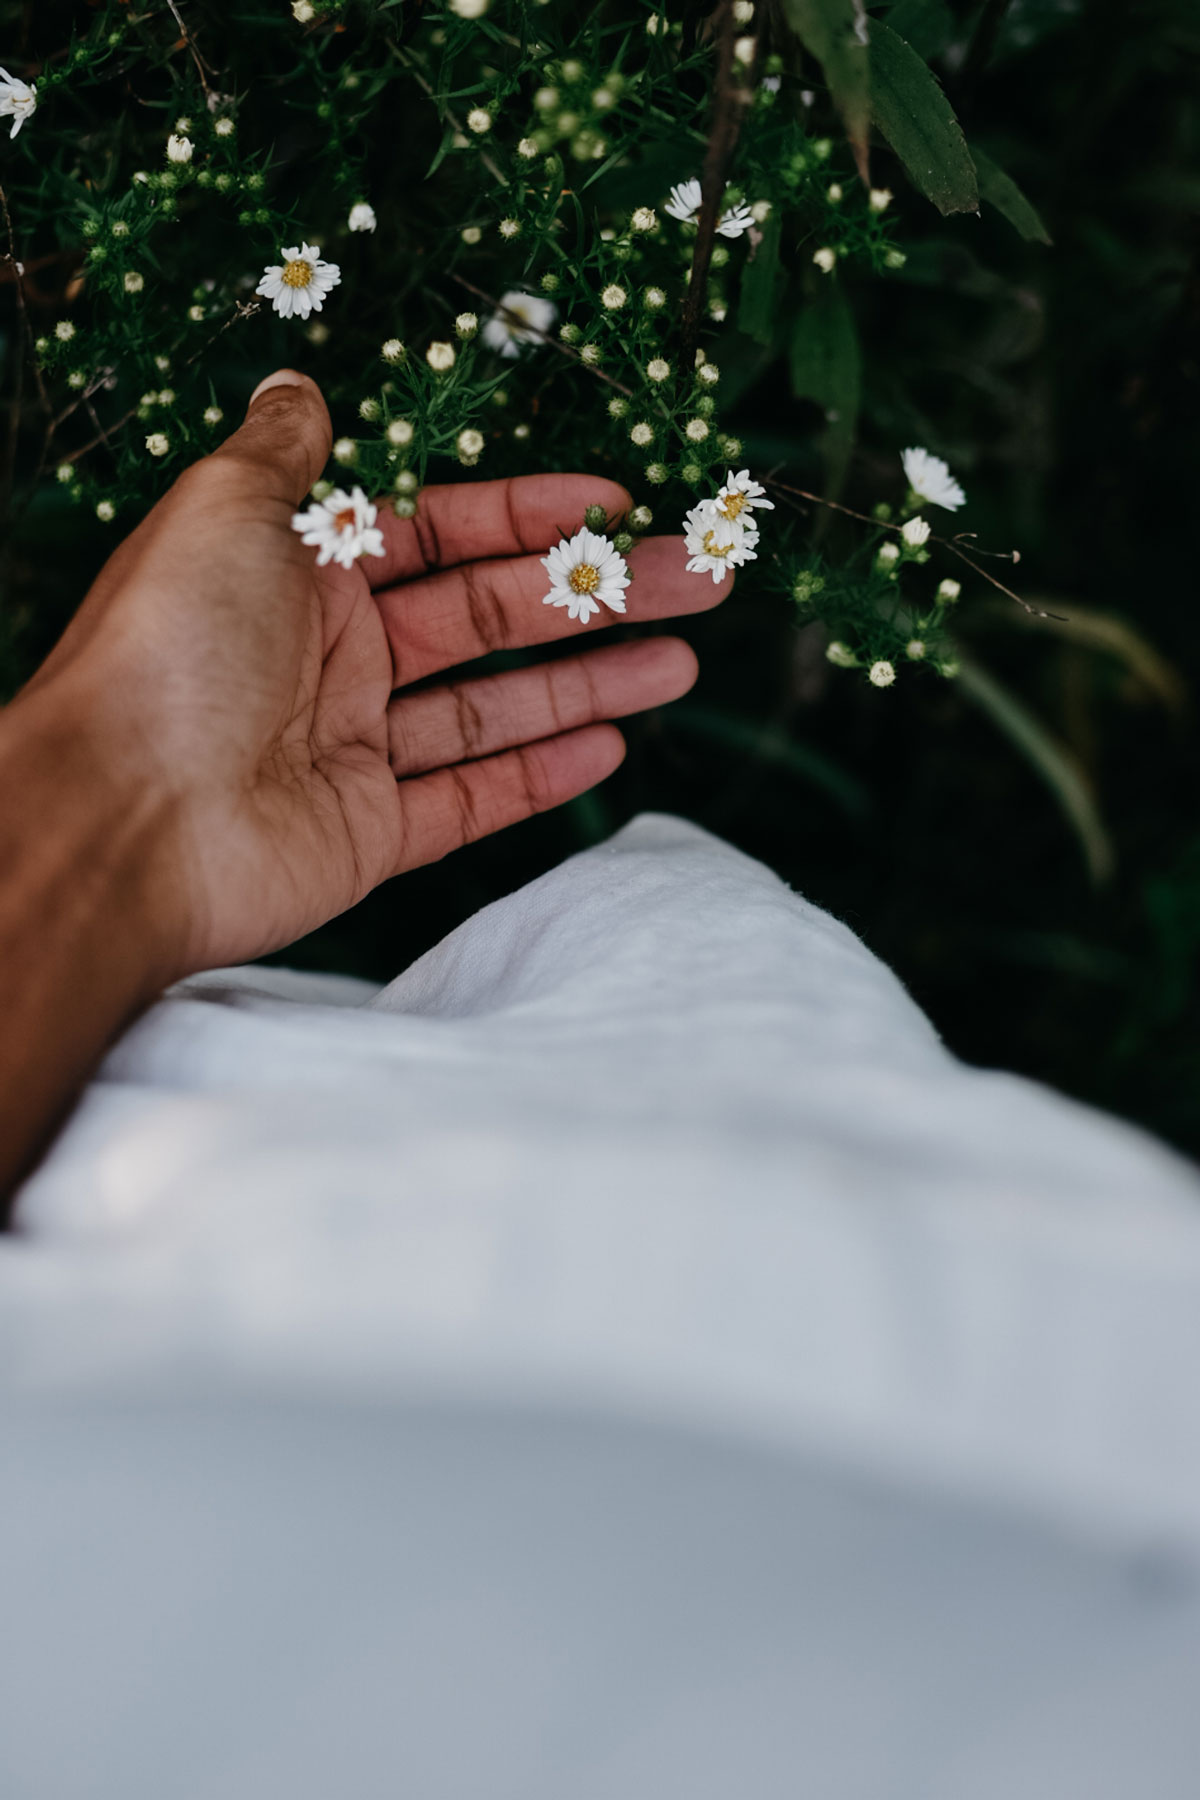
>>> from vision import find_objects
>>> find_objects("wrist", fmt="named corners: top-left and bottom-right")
top-left (0, 675), bottom-right (188, 999)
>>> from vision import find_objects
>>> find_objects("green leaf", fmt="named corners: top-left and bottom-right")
top-left (880, 0), bottom-right (954, 60)
top-left (782, 0), bottom-right (872, 182)
top-left (789, 284), bottom-right (862, 499)
top-left (955, 654), bottom-right (1114, 885)
top-left (868, 21), bottom-right (978, 216)
top-left (972, 146), bottom-right (1053, 245)
top-left (736, 210), bottom-right (784, 346)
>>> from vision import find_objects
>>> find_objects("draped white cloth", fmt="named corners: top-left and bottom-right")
top-left (4, 814), bottom-right (1200, 1797)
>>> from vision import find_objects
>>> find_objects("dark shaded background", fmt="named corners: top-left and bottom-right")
top-left (5, 0), bottom-right (1199, 1156)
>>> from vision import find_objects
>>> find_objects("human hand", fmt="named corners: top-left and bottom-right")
top-left (24, 370), bottom-right (731, 978)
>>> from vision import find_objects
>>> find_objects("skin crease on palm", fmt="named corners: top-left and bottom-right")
top-left (21, 369), bottom-right (734, 978)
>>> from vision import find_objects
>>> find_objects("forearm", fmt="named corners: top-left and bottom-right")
top-left (0, 683), bottom-right (180, 1219)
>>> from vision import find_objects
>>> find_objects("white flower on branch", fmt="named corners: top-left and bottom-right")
top-left (664, 178), bottom-right (755, 239)
top-left (869, 660), bottom-right (896, 687)
top-left (145, 433), bottom-right (170, 456)
top-left (901, 446), bottom-right (966, 512)
top-left (291, 485), bottom-right (385, 570)
top-left (713, 468), bottom-right (774, 524)
top-left (937, 577), bottom-right (962, 602)
top-left (684, 499), bottom-right (758, 583)
top-left (541, 527), bottom-right (630, 624)
top-left (901, 515), bottom-right (931, 548)
top-left (481, 289), bottom-right (557, 358)
top-left (0, 66), bottom-right (36, 139)
top-left (813, 246), bottom-right (837, 275)
top-left (348, 202), bottom-right (377, 232)
top-left (166, 134), bottom-right (193, 164)
top-left (256, 243), bottom-right (341, 320)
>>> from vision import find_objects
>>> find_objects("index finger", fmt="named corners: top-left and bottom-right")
top-left (369, 473), bottom-right (632, 587)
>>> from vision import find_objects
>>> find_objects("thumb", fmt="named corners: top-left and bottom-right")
top-left (211, 369), bottom-right (332, 506)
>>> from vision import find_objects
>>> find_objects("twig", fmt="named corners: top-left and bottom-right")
top-left (391, 48), bottom-right (510, 189)
top-left (166, 0), bottom-right (215, 100)
top-left (679, 0), bottom-right (746, 377)
top-left (59, 299), bottom-right (263, 467)
top-left (449, 273), bottom-right (635, 396)
top-left (764, 474), bottom-right (1065, 620)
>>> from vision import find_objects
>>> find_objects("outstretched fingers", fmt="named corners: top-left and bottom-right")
top-left (376, 533), bottom-right (732, 685)
top-left (369, 473), bottom-right (632, 587)
top-left (392, 724), bottom-right (626, 872)
top-left (388, 636), bottom-right (698, 777)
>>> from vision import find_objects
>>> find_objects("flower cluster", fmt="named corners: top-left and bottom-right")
top-left (684, 470), bottom-right (774, 583)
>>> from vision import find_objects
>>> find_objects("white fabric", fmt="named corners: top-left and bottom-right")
top-left (5, 812), bottom-right (1200, 1797)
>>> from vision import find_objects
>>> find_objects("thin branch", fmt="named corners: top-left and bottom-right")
top-left (449, 273), bottom-right (635, 396)
top-left (60, 299), bottom-right (263, 467)
top-left (166, 0), bottom-right (215, 99)
top-left (679, 0), bottom-right (746, 377)
top-left (391, 49), bottom-right (510, 189)
top-left (764, 475), bottom-right (1064, 620)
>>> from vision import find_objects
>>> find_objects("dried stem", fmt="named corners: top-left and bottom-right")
top-left (450, 273), bottom-right (635, 396)
top-left (679, 0), bottom-right (745, 377)
top-left (166, 0), bottom-right (215, 101)
top-left (764, 475), bottom-right (1064, 620)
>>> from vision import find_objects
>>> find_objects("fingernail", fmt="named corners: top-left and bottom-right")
top-left (249, 368), bottom-right (306, 406)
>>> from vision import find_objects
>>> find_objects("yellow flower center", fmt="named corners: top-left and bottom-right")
top-left (333, 507), bottom-right (356, 532)
top-left (702, 530), bottom-right (731, 557)
top-left (569, 562), bottom-right (601, 594)
top-left (719, 491), bottom-right (746, 519)
top-left (281, 258), bottom-right (314, 289)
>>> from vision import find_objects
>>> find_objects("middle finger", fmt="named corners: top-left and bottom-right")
top-left (373, 534), bottom-right (732, 687)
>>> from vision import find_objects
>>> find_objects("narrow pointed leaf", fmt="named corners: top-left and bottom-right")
top-left (789, 284), bottom-right (862, 498)
top-left (736, 210), bottom-right (784, 346)
top-left (782, 0), bottom-right (872, 182)
top-left (955, 654), bottom-right (1114, 885)
top-left (972, 146), bottom-right (1053, 245)
top-left (868, 21), bottom-right (978, 216)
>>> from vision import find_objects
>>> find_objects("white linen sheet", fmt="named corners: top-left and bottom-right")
top-left (4, 813), bottom-right (1200, 1798)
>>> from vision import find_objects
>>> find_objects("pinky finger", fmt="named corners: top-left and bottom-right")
top-left (391, 723), bottom-right (626, 873)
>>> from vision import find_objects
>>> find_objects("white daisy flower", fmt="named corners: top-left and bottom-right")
top-left (482, 289), bottom-right (557, 358)
top-left (541, 527), bottom-right (630, 624)
top-left (256, 243), bottom-right (342, 320)
top-left (166, 134), bottom-right (193, 164)
top-left (145, 432), bottom-right (170, 456)
top-left (713, 468), bottom-right (775, 524)
top-left (292, 0), bottom-right (315, 19)
top-left (0, 66), bottom-right (36, 139)
top-left (869, 660), bottom-right (896, 688)
top-left (826, 641), bottom-right (856, 668)
top-left (937, 577), bottom-right (961, 602)
top-left (901, 446), bottom-right (966, 511)
top-left (869, 188), bottom-right (893, 212)
top-left (348, 201), bottom-right (377, 233)
top-left (663, 178), bottom-right (756, 239)
top-left (813, 246), bottom-right (837, 274)
top-left (291, 485), bottom-right (386, 571)
top-left (683, 499), bottom-right (758, 584)
top-left (901, 515), bottom-right (931, 547)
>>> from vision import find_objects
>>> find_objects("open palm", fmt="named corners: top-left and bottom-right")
top-left (32, 372), bottom-right (729, 976)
